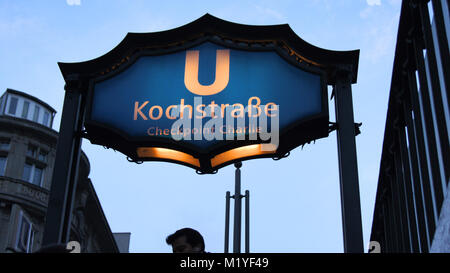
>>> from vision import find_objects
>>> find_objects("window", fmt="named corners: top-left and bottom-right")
top-left (42, 111), bottom-right (50, 126)
top-left (22, 101), bottom-right (30, 119)
top-left (22, 163), bottom-right (43, 186)
top-left (27, 145), bottom-right (37, 158)
top-left (24, 144), bottom-right (47, 186)
top-left (27, 145), bottom-right (47, 162)
top-left (33, 167), bottom-right (43, 185)
top-left (0, 156), bottom-right (6, 176)
top-left (0, 139), bottom-right (10, 151)
top-left (8, 97), bottom-right (18, 115)
top-left (38, 151), bottom-right (47, 162)
top-left (33, 105), bottom-right (40, 122)
top-left (15, 211), bottom-right (35, 253)
top-left (22, 163), bottom-right (31, 181)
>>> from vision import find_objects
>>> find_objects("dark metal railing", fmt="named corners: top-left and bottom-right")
top-left (370, 0), bottom-right (449, 253)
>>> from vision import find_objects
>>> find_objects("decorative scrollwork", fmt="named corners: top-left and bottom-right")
top-left (196, 169), bottom-right (218, 175)
top-left (126, 157), bottom-right (143, 164)
top-left (272, 151), bottom-right (290, 161)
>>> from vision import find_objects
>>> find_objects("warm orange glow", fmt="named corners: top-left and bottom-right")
top-left (137, 147), bottom-right (200, 168)
top-left (210, 144), bottom-right (277, 168)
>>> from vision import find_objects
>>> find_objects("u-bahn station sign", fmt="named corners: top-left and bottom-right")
top-left (58, 14), bottom-right (358, 174)
top-left (46, 14), bottom-right (364, 253)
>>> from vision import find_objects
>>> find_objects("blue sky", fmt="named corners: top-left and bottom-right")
top-left (0, 0), bottom-right (402, 253)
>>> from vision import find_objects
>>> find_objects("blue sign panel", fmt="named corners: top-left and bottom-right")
top-left (91, 42), bottom-right (324, 152)
top-left (58, 14), bottom-right (360, 173)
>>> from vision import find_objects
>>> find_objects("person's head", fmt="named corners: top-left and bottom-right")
top-left (166, 228), bottom-right (205, 253)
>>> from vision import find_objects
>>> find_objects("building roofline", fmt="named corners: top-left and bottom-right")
top-left (5, 88), bottom-right (57, 114)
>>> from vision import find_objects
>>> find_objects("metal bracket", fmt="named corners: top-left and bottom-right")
top-left (330, 121), bottom-right (361, 136)
top-left (299, 141), bottom-right (313, 150)
top-left (230, 194), bottom-right (245, 199)
top-left (329, 121), bottom-right (338, 133)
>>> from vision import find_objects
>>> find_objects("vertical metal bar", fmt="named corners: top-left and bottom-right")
top-left (386, 166), bottom-right (401, 252)
top-left (233, 162), bottom-right (242, 253)
top-left (333, 68), bottom-right (364, 253)
top-left (393, 126), bottom-right (412, 252)
top-left (394, 147), bottom-right (409, 252)
top-left (381, 201), bottom-right (391, 253)
top-left (407, 69), bottom-right (433, 251)
top-left (386, 189), bottom-right (397, 253)
top-left (225, 191), bottom-right (230, 253)
top-left (412, 18), bottom-right (444, 217)
top-left (245, 190), bottom-right (249, 253)
top-left (398, 121), bottom-right (420, 252)
top-left (418, 1), bottom-right (450, 186)
top-left (384, 183), bottom-right (396, 252)
top-left (403, 99), bottom-right (427, 252)
top-left (42, 81), bottom-right (84, 246)
top-left (431, 0), bottom-right (450, 113)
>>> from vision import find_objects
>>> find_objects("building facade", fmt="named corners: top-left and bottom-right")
top-left (0, 88), bottom-right (129, 253)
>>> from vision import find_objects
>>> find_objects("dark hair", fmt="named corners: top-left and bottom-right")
top-left (166, 228), bottom-right (205, 251)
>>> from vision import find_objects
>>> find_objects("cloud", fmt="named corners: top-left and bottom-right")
top-left (66, 0), bottom-right (81, 6)
top-left (367, 0), bottom-right (381, 6)
top-left (361, 0), bottom-right (382, 19)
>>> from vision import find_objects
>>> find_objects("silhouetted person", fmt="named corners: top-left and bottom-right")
top-left (166, 227), bottom-right (206, 253)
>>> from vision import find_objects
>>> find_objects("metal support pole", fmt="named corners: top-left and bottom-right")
top-left (233, 162), bottom-right (242, 253)
top-left (42, 79), bottom-right (85, 246)
top-left (224, 191), bottom-right (230, 253)
top-left (245, 190), bottom-right (250, 253)
top-left (334, 67), bottom-right (364, 253)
